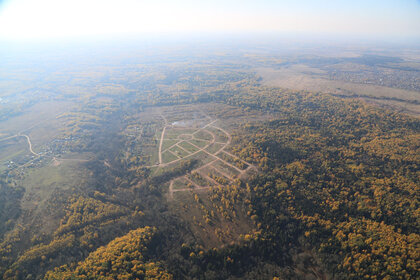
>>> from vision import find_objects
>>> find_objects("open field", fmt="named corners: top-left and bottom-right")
top-left (162, 150), bottom-right (179, 163)
top-left (161, 139), bottom-right (179, 150)
top-left (204, 142), bottom-right (225, 154)
top-left (257, 65), bottom-right (420, 116)
top-left (20, 159), bottom-right (90, 210)
top-left (206, 126), bottom-right (230, 143)
top-left (169, 145), bottom-right (190, 158)
top-left (178, 141), bottom-right (200, 153)
top-left (188, 138), bottom-right (208, 148)
top-left (0, 101), bottom-right (77, 137)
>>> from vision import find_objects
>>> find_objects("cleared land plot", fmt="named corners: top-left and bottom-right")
top-left (193, 130), bottom-right (214, 141)
top-left (197, 165), bottom-right (218, 177)
top-left (170, 145), bottom-right (190, 158)
top-left (162, 150), bottom-right (179, 163)
top-left (206, 126), bottom-right (229, 143)
top-left (178, 134), bottom-right (193, 141)
top-left (191, 151), bottom-right (214, 166)
top-left (165, 128), bottom-right (197, 138)
top-left (213, 160), bottom-right (241, 178)
top-left (205, 142), bottom-right (225, 154)
top-left (162, 139), bottom-right (179, 151)
top-left (218, 151), bottom-right (249, 170)
top-left (148, 149), bottom-right (159, 165)
top-left (178, 141), bottom-right (200, 153)
top-left (25, 116), bottom-right (69, 149)
top-left (189, 139), bottom-right (208, 148)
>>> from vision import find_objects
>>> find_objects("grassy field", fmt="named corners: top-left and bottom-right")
top-left (189, 139), bottom-right (208, 148)
top-left (20, 159), bottom-right (89, 212)
top-left (172, 178), bottom-right (191, 190)
top-left (150, 149), bottom-right (160, 165)
top-left (169, 145), bottom-right (190, 158)
top-left (165, 128), bottom-right (198, 138)
top-left (0, 138), bottom-right (28, 165)
top-left (190, 151), bottom-right (215, 166)
top-left (193, 130), bottom-right (214, 141)
top-left (0, 101), bottom-right (76, 137)
top-left (178, 141), bottom-right (200, 153)
top-left (205, 126), bottom-right (229, 143)
top-left (257, 66), bottom-right (420, 116)
top-left (161, 139), bottom-right (178, 150)
top-left (205, 142), bottom-right (225, 154)
top-left (162, 150), bottom-right (180, 163)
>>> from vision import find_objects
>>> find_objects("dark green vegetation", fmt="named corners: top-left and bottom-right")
top-left (0, 44), bottom-right (419, 279)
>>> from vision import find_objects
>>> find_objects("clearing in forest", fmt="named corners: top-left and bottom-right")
top-left (145, 107), bottom-right (256, 199)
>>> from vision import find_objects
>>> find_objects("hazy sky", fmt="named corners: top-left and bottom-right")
top-left (0, 0), bottom-right (419, 41)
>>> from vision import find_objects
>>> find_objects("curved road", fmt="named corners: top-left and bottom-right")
top-left (0, 133), bottom-right (38, 156)
top-left (20, 134), bottom-right (38, 156)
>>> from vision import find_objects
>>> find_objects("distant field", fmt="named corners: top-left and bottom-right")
top-left (257, 66), bottom-right (420, 116)
top-left (0, 101), bottom-right (76, 136)
top-left (0, 138), bottom-right (28, 172)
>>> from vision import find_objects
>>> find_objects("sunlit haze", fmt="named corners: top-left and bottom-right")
top-left (0, 0), bottom-right (419, 41)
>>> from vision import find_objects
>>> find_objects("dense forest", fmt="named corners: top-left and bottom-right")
top-left (227, 89), bottom-right (419, 279)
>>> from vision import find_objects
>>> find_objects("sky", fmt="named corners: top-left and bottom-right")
top-left (0, 0), bottom-right (419, 41)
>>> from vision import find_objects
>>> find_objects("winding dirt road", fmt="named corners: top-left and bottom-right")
top-left (0, 133), bottom-right (38, 156)
top-left (20, 134), bottom-right (38, 156)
